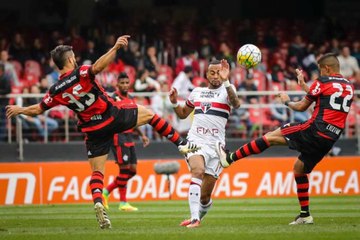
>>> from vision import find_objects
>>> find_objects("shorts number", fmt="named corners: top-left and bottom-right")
top-left (329, 83), bottom-right (353, 112)
top-left (62, 91), bottom-right (95, 112)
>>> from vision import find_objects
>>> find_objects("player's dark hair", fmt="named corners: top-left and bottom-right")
top-left (208, 59), bottom-right (221, 66)
top-left (50, 45), bottom-right (73, 70)
top-left (118, 72), bottom-right (129, 80)
top-left (318, 53), bottom-right (340, 71)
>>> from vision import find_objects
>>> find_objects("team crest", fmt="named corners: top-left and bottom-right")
top-left (200, 102), bottom-right (212, 113)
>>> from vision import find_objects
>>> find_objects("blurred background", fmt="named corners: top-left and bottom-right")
top-left (0, 0), bottom-right (359, 161)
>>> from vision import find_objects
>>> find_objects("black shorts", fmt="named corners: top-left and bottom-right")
top-left (111, 133), bottom-right (137, 165)
top-left (85, 106), bottom-right (138, 158)
top-left (281, 122), bottom-right (335, 173)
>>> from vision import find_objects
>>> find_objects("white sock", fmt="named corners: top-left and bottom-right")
top-left (199, 199), bottom-right (213, 220)
top-left (188, 177), bottom-right (202, 221)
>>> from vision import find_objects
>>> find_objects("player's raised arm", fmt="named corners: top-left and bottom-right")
top-left (91, 35), bottom-right (130, 75)
top-left (169, 87), bottom-right (194, 119)
top-left (6, 103), bottom-right (44, 118)
top-left (219, 59), bottom-right (240, 108)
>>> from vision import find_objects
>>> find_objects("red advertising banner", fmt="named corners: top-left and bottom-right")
top-left (0, 156), bottom-right (359, 205)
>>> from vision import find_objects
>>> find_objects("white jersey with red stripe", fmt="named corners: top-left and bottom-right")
top-left (185, 84), bottom-right (234, 145)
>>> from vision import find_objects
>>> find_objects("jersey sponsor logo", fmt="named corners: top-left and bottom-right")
top-left (200, 102), bottom-right (212, 113)
top-left (80, 69), bottom-right (88, 77)
top-left (196, 126), bottom-right (219, 136)
top-left (312, 82), bottom-right (321, 95)
top-left (55, 75), bottom-right (77, 90)
top-left (326, 124), bottom-right (341, 135)
top-left (199, 91), bottom-right (220, 98)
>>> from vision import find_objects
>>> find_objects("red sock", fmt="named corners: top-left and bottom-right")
top-left (106, 180), bottom-right (117, 194)
top-left (295, 173), bottom-right (309, 214)
top-left (89, 171), bottom-right (104, 204)
top-left (232, 136), bottom-right (270, 161)
top-left (149, 114), bottom-right (183, 146)
top-left (116, 167), bottom-right (130, 202)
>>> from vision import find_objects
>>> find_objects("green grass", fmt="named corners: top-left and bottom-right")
top-left (1, 196), bottom-right (360, 240)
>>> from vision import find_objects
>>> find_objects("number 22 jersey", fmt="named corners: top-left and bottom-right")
top-left (305, 74), bottom-right (354, 140)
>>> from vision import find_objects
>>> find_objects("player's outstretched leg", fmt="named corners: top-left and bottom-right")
top-left (289, 173), bottom-right (314, 225)
top-left (215, 136), bottom-right (270, 168)
top-left (90, 171), bottom-right (111, 229)
top-left (148, 114), bottom-right (199, 154)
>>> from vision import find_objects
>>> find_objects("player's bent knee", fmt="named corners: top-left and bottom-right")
top-left (136, 105), bottom-right (155, 126)
top-left (265, 131), bottom-right (286, 145)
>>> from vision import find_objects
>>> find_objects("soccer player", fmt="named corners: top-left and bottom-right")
top-left (103, 72), bottom-right (150, 211)
top-left (216, 53), bottom-right (354, 225)
top-left (169, 59), bottom-right (240, 228)
top-left (6, 35), bottom-right (199, 229)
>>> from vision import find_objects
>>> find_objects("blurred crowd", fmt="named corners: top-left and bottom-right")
top-left (0, 16), bottom-right (359, 142)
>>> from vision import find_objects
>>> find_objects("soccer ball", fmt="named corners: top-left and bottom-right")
top-left (236, 44), bottom-right (262, 69)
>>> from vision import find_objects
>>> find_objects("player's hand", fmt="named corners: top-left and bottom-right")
top-left (219, 59), bottom-right (230, 81)
top-left (6, 105), bottom-right (21, 118)
top-left (169, 87), bottom-right (178, 104)
top-left (295, 68), bottom-right (306, 86)
top-left (141, 135), bottom-right (150, 147)
top-left (114, 35), bottom-right (130, 50)
top-left (277, 92), bottom-right (290, 104)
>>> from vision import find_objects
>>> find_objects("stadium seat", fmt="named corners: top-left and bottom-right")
top-left (158, 64), bottom-right (174, 84)
top-left (22, 73), bottom-right (40, 87)
top-left (24, 60), bottom-right (42, 78)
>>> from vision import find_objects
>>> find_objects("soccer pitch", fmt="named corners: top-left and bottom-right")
top-left (1, 196), bottom-right (359, 240)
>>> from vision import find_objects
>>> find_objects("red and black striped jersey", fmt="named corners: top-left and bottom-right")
top-left (40, 65), bottom-right (115, 132)
top-left (305, 74), bottom-right (354, 140)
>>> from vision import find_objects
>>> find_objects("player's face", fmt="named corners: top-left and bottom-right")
top-left (117, 78), bottom-right (130, 94)
top-left (206, 64), bottom-right (222, 88)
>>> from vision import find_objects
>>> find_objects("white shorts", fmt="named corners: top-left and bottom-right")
top-left (185, 143), bottom-right (223, 178)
